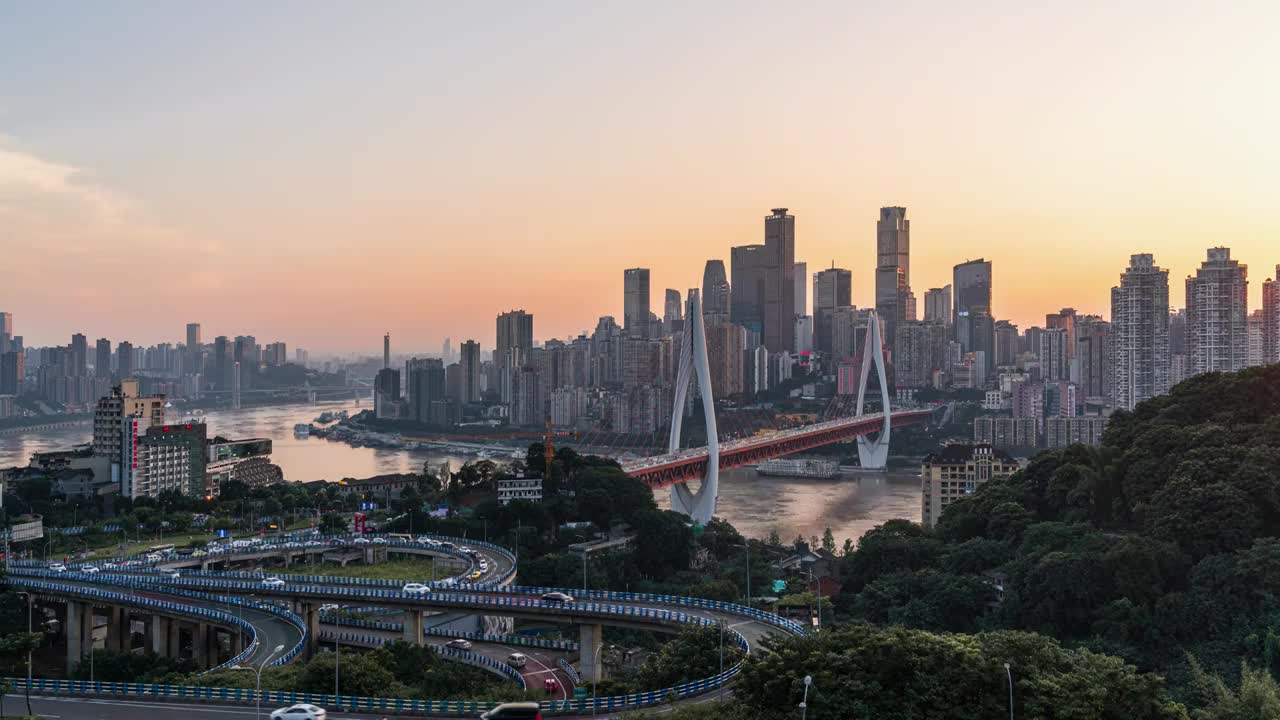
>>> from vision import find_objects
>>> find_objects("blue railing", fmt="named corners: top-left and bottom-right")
top-left (316, 629), bottom-right (527, 688)
top-left (320, 614), bottom-right (578, 650)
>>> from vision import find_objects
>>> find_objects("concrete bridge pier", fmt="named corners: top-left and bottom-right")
top-left (108, 608), bottom-right (126, 652)
top-left (65, 600), bottom-right (85, 675)
top-left (402, 609), bottom-right (425, 646)
top-left (302, 602), bottom-right (320, 659)
top-left (192, 622), bottom-right (210, 668)
top-left (150, 615), bottom-right (168, 656)
top-left (579, 623), bottom-right (603, 683)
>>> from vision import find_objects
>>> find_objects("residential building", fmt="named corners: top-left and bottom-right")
top-left (1111, 254), bottom-right (1171, 411)
top-left (994, 320), bottom-right (1020, 367)
top-left (549, 386), bottom-right (589, 428)
top-left (1075, 318), bottom-right (1112, 403)
top-left (705, 323), bottom-right (746, 397)
top-left (1012, 382), bottom-right (1044, 419)
top-left (498, 473), bottom-right (543, 505)
top-left (894, 321), bottom-right (948, 389)
top-left (406, 358), bottom-right (446, 425)
top-left (1185, 247), bottom-right (1249, 374)
top-left (1045, 416), bottom-right (1108, 448)
top-left (92, 380), bottom-right (165, 467)
top-left (624, 268), bottom-right (651, 339)
top-left (974, 417), bottom-right (1039, 450)
top-left (124, 422), bottom-right (208, 499)
top-left (510, 366), bottom-right (543, 426)
top-left (374, 368), bottom-right (401, 419)
top-left (460, 340), bottom-right (482, 402)
top-left (94, 338), bottom-right (111, 378)
top-left (1248, 310), bottom-right (1267, 367)
top-left (1264, 268), bottom-right (1280, 364)
top-left (1045, 309), bottom-right (1077, 358)
top-left (923, 286), bottom-right (952, 325)
top-left (1038, 327), bottom-right (1070, 382)
top-left (0, 352), bottom-right (21, 396)
top-left (921, 444), bottom-right (1017, 527)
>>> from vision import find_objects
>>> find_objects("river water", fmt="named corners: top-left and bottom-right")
top-left (0, 400), bottom-right (921, 544)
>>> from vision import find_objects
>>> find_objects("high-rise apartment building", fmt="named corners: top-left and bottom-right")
top-left (994, 320), bottom-right (1020, 368)
top-left (69, 334), bottom-right (87, 376)
top-left (496, 310), bottom-right (534, 369)
top-left (116, 341), bottom-right (135, 378)
top-left (0, 312), bottom-right (12, 355)
top-left (623, 268), bottom-right (651, 339)
top-left (383, 333), bottom-right (391, 369)
top-left (953, 259), bottom-right (994, 372)
top-left (894, 321), bottom-right (948, 389)
top-left (94, 338), bottom-right (111, 378)
top-left (1185, 247), bottom-right (1249, 375)
top-left (1075, 318), bottom-right (1112, 403)
top-left (0, 351), bottom-right (22, 396)
top-left (374, 367), bottom-right (401, 418)
top-left (510, 366), bottom-right (543, 426)
top-left (1263, 267), bottom-right (1279, 365)
top-left (123, 422), bottom-right (208, 499)
top-left (406, 358), bottom-right (447, 425)
top-left (705, 323), bottom-right (746, 398)
top-left (186, 323), bottom-right (201, 351)
top-left (1110, 254), bottom-right (1170, 411)
top-left (923, 286), bottom-right (952, 325)
top-left (762, 208), bottom-right (797, 352)
top-left (460, 340), bottom-right (482, 403)
top-left (701, 260), bottom-right (731, 320)
top-left (920, 444), bottom-right (1017, 527)
top-left (1247, 310), bottom-right (1267, 367)
top-left (812, 266), bottom-right (852, 356)
top-left (1046, 309), bottom-right (1077, 359)
top-left (92, 380), bottom-right (166, 482)
top-left (875, 207), bottom-right (913, 340)
top-left (1039, 327), bottom-right (1071, 382)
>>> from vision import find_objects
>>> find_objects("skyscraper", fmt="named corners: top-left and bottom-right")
top-left (95, 338), bottom-right (111, 379)
top-left (1038, 328), bottom-right (1070, 382)
top-left (186, 323), bottom-right (201, 351)
top-left (117, 341), bottom-right (135, 379)
top-left (1263, 267), bottom-right (1279, 365)
top-left (953, 259), bottom-right (994, 371)
top-left (875, 207), bottom-right (913, 340)
top-left (623, 268), bottom-right (651, 339)
top-left (70, 333), bottom-right (88, 376)
top-left (383, 333), bottom-right (391, 369)
top-left (1075, 317), bottom-right (1112, 403)
top-left (812, 266), bottom-right (852, 356)
top-left (1185, 247), bottom-right (1249, 374)
top-left (663, 289), bottom-right (683, 336)
top-left (730, 244), bottom-right (767, 333)
top-left (762, 208), bottom-right (796, 352)
top-left (701, 260), bottom-right (731, 319)
top-left (495, 310), bottom-right (534, 369)
top-left (0, 312), bottom-right (12, 354)
top-left (406, 358), bottom-right (446, 424)
top-left (460, 340), bottom-right (482, 403)
top-left (923, 286), bottom-right (952, 325)
top-left (793, 262), bottom-right (808, 317)
top-left (1110, 253), bottom-right (1169, 411)
top-left (1045, 309), bottom-right (1077, 359)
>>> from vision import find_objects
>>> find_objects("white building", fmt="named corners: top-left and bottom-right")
top-left (497, 473), bottom-right (543, 505)
top-left (1110, 254), bottom-right (1170, 411)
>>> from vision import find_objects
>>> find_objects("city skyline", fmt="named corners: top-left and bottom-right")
top-left (2, 2), bottom-right (1278, 350)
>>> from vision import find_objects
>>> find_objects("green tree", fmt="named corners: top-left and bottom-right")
top-left (821, 527), bottom-right (835, 554)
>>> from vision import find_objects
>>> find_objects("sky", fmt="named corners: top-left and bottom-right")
top-left (2, 1), bottom-right (1277, 353)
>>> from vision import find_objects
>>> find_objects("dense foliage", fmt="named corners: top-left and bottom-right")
top-left (836, 365), bottom-right (1280, 699)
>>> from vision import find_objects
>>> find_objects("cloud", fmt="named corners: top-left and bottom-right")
top-left (0, 133), bottom-right (132, 226)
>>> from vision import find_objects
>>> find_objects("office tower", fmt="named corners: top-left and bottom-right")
top-left (0, 352), bottom-right (21, 395)
top-left (1038, 328), bottom-right (1070, 382)
top-left (383, 333), bottom-right (391, 369)
top-left (234, 335), bottom-right (258, 366)
top-left (923, 286), bottom-right (951, 325)
top-left (406, 358), bottom-right (446, 424)
top-left (0, 312), bottom-right (11, 354)
top-left (875, 207), bottom-right (913, 340)
top-left (495, 310), bottom-right (534, 369)
top-left (994, 321), bottom-right (1020, 367)
top-left (441, 337), bottom-right (452, 365)
top-left (1075, 318), bottom-right (1112, 403)
top-left (374, 367), bottom-right (401, 419)
top-left (953, 259), bottom-right (994, 372)
top-left (793, 262), bottom-right (808, 316)
top-left (623, 268), bottom-right (651, 339)
top-left (812, 266), bottom-right (852, 356)
top-left (1263, 267), bottom-right (1279, 364)
top-left (69, 334), bottom-right (88, 376)
top-left (94, 338), bottom-right (111, 379)
top-left (116, 341), bottom-right (135, 378)
top-left (445, 363), bottom-right (463, 402)
top-left (212, 336), bottom-right (230, 389)
top-left (1186, 247), bottom-right (1249, 374)
top-left (663, 289), bottom-right (683, 336)
top-left (894, 321), bottom-right (948, 388)
top-left (701, 260), bottom-right (731, 319)
top-left (186, 323), bottom-right (201, 351)
top-left (1110, 253), bottom-right (1170, 411)
top-left (731, 244), bottom-right (767, 334)
top-left (762, 208), bottom-right (797, 352)
top-left (460, 340), bottom-right (482, 402)
top-left (1046, 309), bottom-right (1078, 358)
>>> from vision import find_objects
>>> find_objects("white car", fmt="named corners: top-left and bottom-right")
top-left (372, 537), bottom-right (387, 544)
top-left (353, 538), bottom-right (370, 545)
top-left (163, 570), bottom-right (181, 579)
top-left (262, 577), bottom-right (287, 587)
top-left (49, 563), bottom-right (68, 572)
top-left (270, 704), bottom-right (327, 720)
top-left (81, 566), bottom-right (100, 574)
top-left (402, 583), bottom-right (430, 594)
top-left (145, 553), bottom-right (162, 562)
top-left (444, 638), bottom-right (472, 650)
top-left (102, 563), bottom-right (118, 570)
top-left (415, 536), bottom-right (433, 544)
top-left (319, 604), bottom-right (339, 613)
top-left (458, 546), bottom-right (472, 555)
top-left (541, 592), bottom-right (574, 603)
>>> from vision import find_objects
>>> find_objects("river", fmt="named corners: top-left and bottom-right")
top-left (0, 400), bottom-right (921, 544)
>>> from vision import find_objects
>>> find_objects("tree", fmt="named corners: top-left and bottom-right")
top-left (821, 527), bottom-right (835, 554)
top-left (319, 513), bottom-right (347, 535)
top-left (635, 625), bottom-right (744, 691)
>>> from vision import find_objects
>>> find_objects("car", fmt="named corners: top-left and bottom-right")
top-left (102, 563), bottom-right (118, 570)
top-left (49, 563), bottom-right (67, 572)
top-left (145, 553), bottom-right (162, 562)
top-left (444, 638), bottom-right (472, 650)
top-left (458, 546), bottom-right (472, 554)
top-left (191, 550), bottom-right (208, 557)
top-left (469, 571), bottom-right (483, 580)
top-left (306, 541), bottom-right (323, 547)
top-left (163, 570), bottom-right (181, 579)
top-left (81, 566), bottom-right (100, 574)
top-left (415, 536), bottom-right (433, 544)
top-left (262, 577), bottom-right (287, 587)
top-left (352, 538), bottom-right (370, 545)
top-left (479, 562), bottom-right (489, 571)
top-left (541, 592), bottom-right (574, 603)
top-left (318, 604), bottom-right (339, 613)
top-left (480, 702), bottom-right (541, 720)
top-left (438, 577), bottom-right (457, 587)
top-left (372, 537), bottom-right (387, 544)
top-left (402, 583), bottom-right (430, 593)
top-left (269, 703), bottom-right (327, 720)
top-left (506, 652), bottom-right (528, 668)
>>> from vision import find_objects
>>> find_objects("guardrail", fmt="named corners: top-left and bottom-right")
top-left (557, 657), bottom-right (581, 686)
top-left (316, 630), bottom-right (527, 688)
top-left (320, 614), bottom-right (578, 651)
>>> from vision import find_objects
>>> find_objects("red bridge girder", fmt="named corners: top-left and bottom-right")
top-left (626, 410), bottom-right (932, 490)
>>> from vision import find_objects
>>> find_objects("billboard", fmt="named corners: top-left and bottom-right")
top-left (10, 516), bottom-right (44, 542)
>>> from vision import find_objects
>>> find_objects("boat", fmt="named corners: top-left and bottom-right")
top-left (754, 458), bottom-right (841, 479)
top-left (293, 423), bottom-right (311, 436)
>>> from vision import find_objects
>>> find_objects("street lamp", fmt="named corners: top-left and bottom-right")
top-left (590, 642), bottom-right (605, 718)
top-left (16, 592), bottom-right (32, 718)
top-left (737, 542), bottom-right (751, 606)
top-left (1004, 662), bottom-right (1014, 720)
top-left (799, 675), bottom-right (812, 720)
top-left (237, 643), bottom-right (285, 720)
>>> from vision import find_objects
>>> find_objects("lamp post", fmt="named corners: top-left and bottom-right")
top-left (1004, 662), bottom-right (1014, 720)
top-left (244, 644), bottom-right (285, 720)
top-left (799, 675), bottom-right (812, 720)
top-left (737, 541), bottom-right (751, 606)
top-left (16, 592), bottom-right (32, 717)
top-left (718, 621), bottom-right (726, 702)
top-left (591, 642), bottom-right (605, 718)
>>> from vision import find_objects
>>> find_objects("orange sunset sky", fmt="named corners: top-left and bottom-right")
top-left (2, 1), bottom-right (1277, 353)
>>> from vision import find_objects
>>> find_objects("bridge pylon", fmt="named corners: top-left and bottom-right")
top-left (854, 309), bottom-right (892, 469)
top-left (667, 289), bottom-right (719, 525)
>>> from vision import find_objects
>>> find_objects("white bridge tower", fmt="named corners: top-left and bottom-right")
top-left (667, 289), bottom-right (719, 525)
top-left (855, 309), bottom-right (892, 469)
